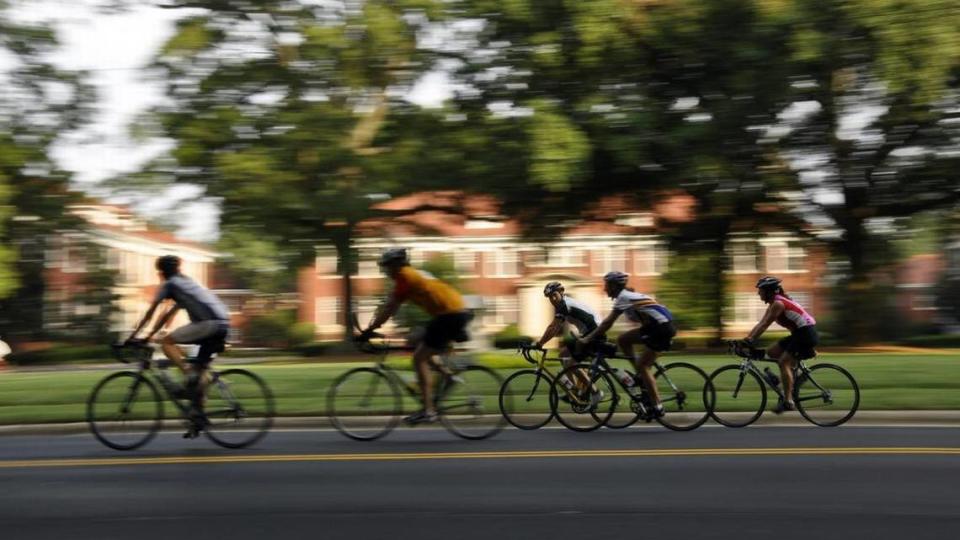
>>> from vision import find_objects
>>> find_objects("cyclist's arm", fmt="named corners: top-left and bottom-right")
top-left (746, 301), bottom-right (784, 342)
top-left (146, 304), bottom-right (179, 341)
top-left (535, 317), bottom-right (564, 348)
top-left (366, 297), bottom-right (401, 332)
top-left (581, 310), bottom-right (621, 342)
top-left (128, 299), bottom-right (162, 341)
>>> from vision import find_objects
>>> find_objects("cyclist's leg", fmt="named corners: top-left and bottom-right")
top-left (777, 350), bottom-right (798, 408)
top-left (160, 334), bottom-right (188, 372)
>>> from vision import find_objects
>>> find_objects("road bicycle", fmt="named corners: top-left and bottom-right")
top-left (707, 341), bottom-right (860, 427)
top-left (549, 341), bottom-right (714, 432)
top-left (327, 319), bottom-right (507, 441)
top-left (87, 340), bottom-right (274, 450)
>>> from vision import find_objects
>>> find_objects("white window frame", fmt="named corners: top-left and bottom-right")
top-left (315, 297), bottom-right (342, 331)
top-left (591, 248), bottom-right (627, 276)
top-left (730, 241), bottom-right (761, 274)
top-left (454, 250), bottom-right (478, 277)
top-left (764, 242), bottom-right (807, 273)
top-left (482, 250), bottom-right (520, 278)
top-left (483, 296), bottom-right (519, 328)
top-left (633, 245), bottom-right (668, 276)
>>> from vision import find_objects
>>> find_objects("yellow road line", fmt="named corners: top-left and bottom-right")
top-left (1, 447), bottom-right (960, 469)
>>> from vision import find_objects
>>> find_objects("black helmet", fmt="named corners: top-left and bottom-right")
top-left (377, 247), bottom-right (409, 267)
top-left (543, 281), bottom-right (564, 297)
top-left (603, 271), bottom-right (629, 287)
top-left (155, 255), bottom-right (181, 278)
top-left (756, 276), bottom-right (782, 290)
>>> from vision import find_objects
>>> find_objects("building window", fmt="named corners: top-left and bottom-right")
top-left (483, 250), bottom-right (519, 277)
top-left (355, 249), bottom-right (381, 278)
top-left (591, 248), bottom-right (627, 276)
top-left (454, 250), bottom-right (478, 276)
top-left (315, 297), bottom-right (341, 328)
top-left (731, 293), bottom-right (768, 326)
top-left (634, 246), bottom-right (668, 276)
top-left (547, 248), bottom-right (584, 267)
top-left (355, 297), bottom-right (380, 328)
top-left (731, 242), bottom-right (760, 273)
top-left (483, 296), bottom-right (519, 328)
top-left (765, 243), bottom-right (806, 273)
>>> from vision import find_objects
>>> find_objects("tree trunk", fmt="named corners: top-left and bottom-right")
top-left (333, 224), bottom-right (356, 341)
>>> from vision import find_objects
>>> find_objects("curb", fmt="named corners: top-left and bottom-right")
top-left (2, 411), bottom-right (960, 436)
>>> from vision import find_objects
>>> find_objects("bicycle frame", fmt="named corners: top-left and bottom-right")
top-left (583, 351), bottom-right (686, 412)
top-left (727, 346), bottom-right (830, 406)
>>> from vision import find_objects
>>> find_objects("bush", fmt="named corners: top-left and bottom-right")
top-left (245, 309), bottom-right (316, 348)
top-left (492, 324), bottom-right (533, 349)
top-left (6, 344), bottom-right (111, 365)
top-left (898, 334), bottom-right (960, 348)
top-left (292, 342), bottom-right (332, 357)
top-left (288, 322), bottom-right (317, 348)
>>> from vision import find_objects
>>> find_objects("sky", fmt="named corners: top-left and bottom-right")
top-left (4, 0), bottom-right (452, 242)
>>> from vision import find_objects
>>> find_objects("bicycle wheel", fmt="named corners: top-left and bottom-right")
top-left (327, 367), bottom-right (402, 441)
top-left (498, 369), bottom-right (554, 430)
top-left (203, 369), bottom-right (275, 449)
top-left (707, 365), bottom-right (767, 428)
top-left (87, 372), bottom-right (163, 451)
top-left (439, 365), bottom-right (506, 440)
top-left (551, 363), bottom-right (617, 432)
top-left (655, 362), bottom-right (713, 431)
top-left (795, 363), bottom-right (860, 427)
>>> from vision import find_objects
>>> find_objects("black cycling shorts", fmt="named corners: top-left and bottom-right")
top-left (639, 322), bottom-right (677, 353)
top-left (562, 334), bottom-right (608, 362)
top-left (778, 325), bottom-right (818, 360)
top-left (423, 312), bottom-right (472, 350)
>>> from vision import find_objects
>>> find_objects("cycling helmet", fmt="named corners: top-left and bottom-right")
top-left (377, 247), bottom-right (409, 267)
top-left (543, 281), bottom-right (564, 297)
top-left (603, 271), bottom-right (629, 287)
top-left (756, 276), bottom-right (782, 290)
top-left (155, 255), bottom-right (181, 277)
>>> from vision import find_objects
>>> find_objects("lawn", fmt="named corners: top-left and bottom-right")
top-left (0, 352), bottom-right (958, 424)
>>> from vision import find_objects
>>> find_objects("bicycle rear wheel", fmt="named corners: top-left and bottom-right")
top-left (327, 367), bottom-right (402, 441)
top-left (795, 363), bottom-right (860, 427)
top-left (439, 365), bottom-right (506, 440)
top-left (707, 365), bottom-right (766, 428)
top-left (87, 372), bottom-right (163, 451)
top-left (551, 363), bottom-right (617, 432)
top-left (203, 369), bottom-right (275, 449)
top-left (655, 362), bottom-right (713, 431)
top-left (498, 369), bottom-right (554, 430)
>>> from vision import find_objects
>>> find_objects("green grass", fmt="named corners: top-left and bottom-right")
top-left (0, 352), bottom-right (958, 424)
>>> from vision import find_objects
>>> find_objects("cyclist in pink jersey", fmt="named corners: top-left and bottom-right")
top-left (743, 276), bottom-right (818, 413)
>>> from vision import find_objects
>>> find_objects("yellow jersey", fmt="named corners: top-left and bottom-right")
top-left (391, 266), bottom-right (465, 316)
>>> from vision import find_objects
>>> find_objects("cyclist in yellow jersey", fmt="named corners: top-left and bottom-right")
top-left (361, 248), bottom-right (471, 424)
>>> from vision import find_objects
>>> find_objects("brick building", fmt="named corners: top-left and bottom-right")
top-left (299, 192), bottom-right (830, 342)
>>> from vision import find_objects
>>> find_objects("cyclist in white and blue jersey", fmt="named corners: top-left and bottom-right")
top-left (580, 271), bottom-right (677, 416)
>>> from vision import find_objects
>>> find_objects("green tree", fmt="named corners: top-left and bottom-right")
top-left (131, 1), bottom-right (459, 337)
top-left (0, 2), bottom-right (94, 340)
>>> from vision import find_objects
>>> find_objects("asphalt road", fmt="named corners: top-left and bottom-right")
top-left (1, 425), bottom-right (958, 540)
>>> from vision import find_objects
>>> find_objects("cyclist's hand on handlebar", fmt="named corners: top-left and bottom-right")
top-left (355, 328), bottom-right (377, 343)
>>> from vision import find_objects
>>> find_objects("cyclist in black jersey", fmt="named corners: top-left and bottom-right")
top-left (533, 282), bottom-right (605, 367)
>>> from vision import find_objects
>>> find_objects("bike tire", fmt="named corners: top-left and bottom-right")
top-left (87, 371), bottom-right (163, 451)
top-left (551, 363), bottom-right (617, 433)
top-left (498, 369), bottom-right (554, 430)
top-left (203, 369), bottom-right (275, 449)
top-left (795, 363), bottom-right (860, 427)
top-left (439, 365), bottom-right (506, 440)
top-left (655, 362), bottom-right (713, 432)
top-left (707, 365), bottom-right (767, 428)
top-left (327, 367), bottom-right (402, 441)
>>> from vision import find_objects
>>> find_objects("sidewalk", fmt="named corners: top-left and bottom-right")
top-left (1, 411), bottom-right (958, 436)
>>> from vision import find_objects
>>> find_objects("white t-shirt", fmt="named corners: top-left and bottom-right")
top-left (612, 290), bottom-right (673, 324)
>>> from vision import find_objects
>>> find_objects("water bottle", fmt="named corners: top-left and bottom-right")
top-left (558, 374), bottom-right (575, 390)
top-left (402, 373), bottom-right (419, 393)
top-left (763, 367), bottom-right (780, 387)
top-left (613, 368), bottom-right (635, 387)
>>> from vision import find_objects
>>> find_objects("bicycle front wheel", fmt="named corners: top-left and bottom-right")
top-left (707, 365), bottom-right (766, 428)
top-left (498, 369), bottom-right (554, 430)
top-left (439, 365), bottom-right (506, 440)
top-left (87, 372), bottom-right (163, 451)
top-left (327, 367), bottom-right (402, 441)
top-left (654, 362), bottom-right (713, 431)
top-left (795, 363), bottom-right (860, 427)
top-left (203, 369), bottom-right (275, 449)
top-left (551, 363), bottom-right (617, 432)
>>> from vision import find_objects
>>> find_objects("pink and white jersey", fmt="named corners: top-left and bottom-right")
top-left (774, 294), bottom-right (816, 331)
